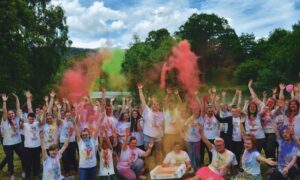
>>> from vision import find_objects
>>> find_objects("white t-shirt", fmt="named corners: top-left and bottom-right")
top-left (203, 115), bottom-right (219, 140)
top-left (208, 146), bottom-right (237, 177)
top-left (163, 150), bottom-right (190, 166)
top-left (59, 119), bottom-right (75, 143)
top-left (245, 115), bottom-right (265, 139)
top-left (23, 122), bottom-right (41, 148)
top-left (117, 147), bottom-right (145, 169)
top-left (232, 117), bottom-right (242, 142)
top-left (260, 108), bottom-right (275, 133)
top-left (242, 150), bottom-right (260, 175)
top-left (101, 115), bottom-right (118, 137)
top-left (98, 149), bottom-right (115, 176)
top-left (143, 106), bottom-right (163, 139)
top-left (43, 151), bottom-right (64, 180)
top-left (183, 117), bottom-right (202, 142)
top-left (116, 121), bottom-right (131, 144)
top-left (163, 108), bottom-right (182, 134)
top-left (42, 124), bottom-right (58, 149)
top-left (292, 113), bottom-right (300, 138)
top-left (1, 117), bottom-right (22, 145)
top-left (78, 138), bottom-right (97, 168)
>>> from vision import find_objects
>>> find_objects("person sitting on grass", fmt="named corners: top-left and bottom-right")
top-left (189, 125), bottom-right (238, 180)
top-left (162, 142), bottom-right (191, 173)
top-left (117, 129), bottom-right (154, 180)
top-left (40, 129), bottom-right (71, 180)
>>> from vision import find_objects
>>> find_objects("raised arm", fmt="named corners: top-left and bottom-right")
top-left (39, 131), bottom-right (47, 161)
top-left (272, 88), bottom-right (278, 99)
top-left (25, 91), bottom-right (33, 113)
top-left (174, 89), bottom-right (182, 109)
top-left (221, 90), bottom-right (227, 104)
top-left (74, 116), bottom-right (81, 142)
top-left (93, 113), bottom-right (104, 139)
top-left (279, 83), bottom-right (286, 100)
top-left (230, 89), bottom-right (238, 106)
top-left (137, 83), bottom-right (146, 111)
top-left (2, 94), bottom-right (8, 120)
top-left (262, 91), bottom-right (268, 105)
top-left (163, 88), bottom-right (172, 109)
top-left (141, 141), bottom-right (154, 157)
top-left (47, 91), bottom-right (55, 114)
top-left (239, 115), bottom-right (247, 138)
top-left (200, 124), bottom-right (213, 150)
top-left (12, 93), bottom-right (20, 117)
top-left (237, 89), bottom-right (242, 108)
top-left (248, 80), bottom-right (262, 104)
top-left (60, 129), bottom-right (71, 154)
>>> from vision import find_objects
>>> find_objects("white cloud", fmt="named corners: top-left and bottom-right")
top-left (50, 0), bottom-right (300, 48)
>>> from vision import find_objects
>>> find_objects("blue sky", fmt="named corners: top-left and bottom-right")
top-left (51, 0), bottom-right (300, 48)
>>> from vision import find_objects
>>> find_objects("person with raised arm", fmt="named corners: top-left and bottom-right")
top-left (74, 111), bottom-right (103, 180)
top-left (20, 102), bottom-right (45, 179)
top-left (98, 127), bottom-right (115, 179)
top-left (1, 93), bottom-right (25, 180)
top-left (40, 128), bottom-right (71, 180)
top-left (117, 129), bottom-right (154, 180)
top-left (268, 120), bottom-right (300, 179)
top-left (57, 109), bottom-right (77, 177)
top-left (163, 88), bottom-right (183, 154)
top-left (137, 82), bottom-right (164, 164)
top-left (237, 117), bottom-right (277, 180)
top-left (182, 106), bottom-right (202, 172)
top-left (189, 124), bottom-right (237, 180)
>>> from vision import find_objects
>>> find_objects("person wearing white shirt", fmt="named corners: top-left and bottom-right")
top-left (1, 93), bottom-right (25, 180)
top-left (21, 112), bottom-right (44, 179)
top-left (74, 111), bottom-right (103, 180)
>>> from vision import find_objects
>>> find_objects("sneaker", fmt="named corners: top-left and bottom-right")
top-left (10, 175), bottom-right (15, 180)
top-left (21, 172), bottom-right (25, 178)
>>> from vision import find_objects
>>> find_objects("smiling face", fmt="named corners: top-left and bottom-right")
top-left (151, 99), bottom-right (159, 112)
top-left (214, 139), bottom-right (225, 153)
top-left (7, 110), bottom-right (15, 120)
top-left (81, 129), bottom-right (90, 140)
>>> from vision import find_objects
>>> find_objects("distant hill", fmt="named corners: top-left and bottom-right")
top-left (65, 47), bottom-right (96, 57)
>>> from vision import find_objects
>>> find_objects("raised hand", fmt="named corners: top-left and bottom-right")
top-left (166, 87), bottom-right (172, 94)
top-left (2, 94), bottom-right (8, 101)
top-left (39, 131), bottom-right (44, 139)
top-left (50, 90), bottom-right (56, 97)
top-left (11, 93), bottom-right (18, 98)
top-left (25, 91), bottom-right (32, 99)
top-left (137, 82), bottom-right (143, 89)
top-left (44, 96), bottom-right (49, 102)
top-left (211, 86), bottom-right (217, 94)
top-left (148, 141), bottom-right (154, 149)
top-left (173, 89), bottom-right (179, 95)
top-left (248, 79), bottom-right (253, 88)
top-left (56, 104), bottom-right (62, 109)
top-left (279, 83), bottom-right (286, 90)
top-left (221, 90), bottom-right (226, 97)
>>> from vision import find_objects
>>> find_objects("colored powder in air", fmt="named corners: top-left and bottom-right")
top-left (160, 40), bottom-right (201, 109)
top-left (101, 48), bottom-right (127, 91)
top-left (58, 53), bottom-right (103, 103)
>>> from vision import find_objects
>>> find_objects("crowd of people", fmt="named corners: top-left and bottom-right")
top-left (1, 80), bottom-right (300, 180)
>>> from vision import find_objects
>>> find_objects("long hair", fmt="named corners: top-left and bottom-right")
top-left (244, 133), bottom-right (257, 151)
top-left (286, 99), bottom-right (300, 118)
top-left (130, 109), bottom-right (142, 132)
top-left (247, 101), bottom-right (258, 118)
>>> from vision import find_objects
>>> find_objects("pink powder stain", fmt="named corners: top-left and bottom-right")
top-left (161, 40), bottom-right (201, 109)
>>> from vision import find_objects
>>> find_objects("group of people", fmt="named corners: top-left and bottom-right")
top-left (1, 80), bottom-right (300, 180)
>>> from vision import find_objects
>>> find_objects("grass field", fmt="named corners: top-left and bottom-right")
top-left (0, 146), bottom-right (269, 180)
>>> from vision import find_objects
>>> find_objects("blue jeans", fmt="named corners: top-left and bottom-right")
top-left (186, 141), bottom-right (201, 169)
top-left (79, 166), bottom-right (96, 180)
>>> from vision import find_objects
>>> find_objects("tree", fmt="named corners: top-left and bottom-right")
top-left (175, 13), bottom-right (242, 83)
top-left (0, 0), bottom-right (70, 107)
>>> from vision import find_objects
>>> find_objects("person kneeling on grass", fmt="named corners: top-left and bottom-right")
top-left (189, 125), bottom-right (238, 180)
top-left (117, 130), bottom-right (154, 180)
top-left (162, 142), bottom-right (192, 174)
top-left (40, 130), bottom-right (71, 180)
